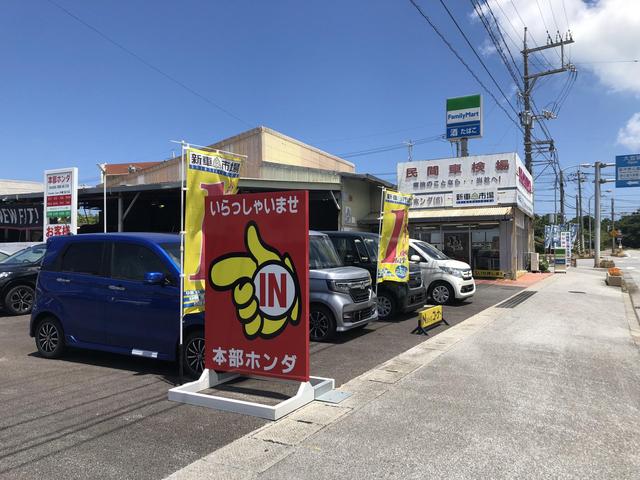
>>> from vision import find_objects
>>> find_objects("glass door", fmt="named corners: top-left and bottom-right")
top-left (442, 230), bottom-right (470, 264)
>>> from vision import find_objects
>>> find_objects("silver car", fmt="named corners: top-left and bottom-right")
top-left (308, 231), bottom-right (378, 341)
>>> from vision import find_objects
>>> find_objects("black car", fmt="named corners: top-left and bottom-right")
top-left (324, 231), bottom-right (427, 320)
top-left (0, 244), bottom-right (46, 315)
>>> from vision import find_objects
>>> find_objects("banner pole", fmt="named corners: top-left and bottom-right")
top-left (375, 187), bottom-right (385, 296)
top-left (178, 141), bottom-right (186, 385)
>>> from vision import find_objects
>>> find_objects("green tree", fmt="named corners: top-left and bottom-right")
top-left (616, 211), bottom-right (640, 248)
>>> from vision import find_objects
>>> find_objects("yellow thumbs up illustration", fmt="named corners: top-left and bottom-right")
top-left (209, 221), bottom-right (301, 339)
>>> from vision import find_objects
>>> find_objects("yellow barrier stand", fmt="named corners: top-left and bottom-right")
top-left (412, 305), bottom-right (449, 335)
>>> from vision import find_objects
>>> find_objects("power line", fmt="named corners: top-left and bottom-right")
top-left (574, 60), bottom-right (638, 64)
top-left (547, 0), bottom-right (561, 35)
top-left (481, 0), bottom-right (522, 78)
top-left (45, 0), bottom-right (253, 128)
top-left (408, 0), bottom-right (525, 134)
top-left (433, 0), bottom-right (520, 119)
top-left (471, 0), bottom-right (521, 90)
top-left (561, 0), bottom-right (570, 29)
top-left (338, 134), bottom-right (444, 158)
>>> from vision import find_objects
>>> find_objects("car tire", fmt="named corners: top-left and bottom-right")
top-left (35, 316), bottom-right (65, 359)
top-left (376, 291), bottom-right (397, 320)
top-left (429, 281), bottom-right (454, 305)
top-left (309, 304), bottom-right (336, 342)
top-left (183, 329), bottom-right (205, 379)
top-left (4, 284), bottom-right (35, 316)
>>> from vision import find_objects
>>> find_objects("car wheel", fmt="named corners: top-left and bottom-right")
top-left (376, 291), bottom-right (397, 320)
top-left (309, 305), bottom-right (336, 342)
top-left (430, 282), bottom-right (454, 305)
top-left (183, 330), bottom-right (205, 379)
top-left (35, 316), bottom-right (65, 359)
top-left (4, 284), bottom-right (35, 315)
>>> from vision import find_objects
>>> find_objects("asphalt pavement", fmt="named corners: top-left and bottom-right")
top-left (0, 283), bottom-right (521, 480)
top-left (170, 267), bottom-right (640, 479)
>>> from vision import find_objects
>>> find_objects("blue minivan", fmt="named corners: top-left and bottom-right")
top-left (30, 233), bottom-right (205, 377)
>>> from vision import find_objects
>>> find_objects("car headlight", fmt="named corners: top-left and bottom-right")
top-left (0, 272), bottom-right (11, 279)
top-left (327, 280), bottom-right (351, 294)
top-left (439, 266), bottom-right (463, 278)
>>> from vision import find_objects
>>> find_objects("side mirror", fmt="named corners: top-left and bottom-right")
top-left (410, 255), bottom-right (422, 263)
top-left (144, 272), bottom-right (165, 285)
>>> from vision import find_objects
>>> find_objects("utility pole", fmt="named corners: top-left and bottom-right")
top-left (591, 161), bottom-right (616, 267)
top-left (460, 138), bottom-right (469, 157)
top-left (559, 169), bottom-right (565, 223)
top-left (611, 196), bottom-right (615, 254)
top-left (521, 28), bottom-right (575, 173)
top-left (404, 139), bottom-right (414, 162)
top-left (594, 162), bottom-right (601, 267)
top-left (577, 170), bottom-right (584, 254)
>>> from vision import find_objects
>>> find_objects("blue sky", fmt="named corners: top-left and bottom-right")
top-left (1, 0), bottom-right (638, 216)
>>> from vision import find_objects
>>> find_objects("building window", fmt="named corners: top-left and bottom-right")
top-left (471, 226), bottom-right (500, 271)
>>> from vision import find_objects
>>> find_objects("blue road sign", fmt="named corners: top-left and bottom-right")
top-left (446, 121), bottom-right (481, 140)
top-left (616, 154), bottom-right (640, 188)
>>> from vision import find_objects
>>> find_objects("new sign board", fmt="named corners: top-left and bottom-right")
top-left (0, 205), bottom-right (42, 229)
top-left (397, 153), bottom-right (533, 217)
top-left (44, 167), bottom-right (78, 238)
top-left (446, 94), bottom-right (482, 140)
top-left (616, 154), bottom-right (640, 188)
top-left (204, 190), bottom-right (309, 382)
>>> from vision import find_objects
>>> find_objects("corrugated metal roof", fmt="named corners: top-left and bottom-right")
top-left (409, 206), bottom-right (513, 219)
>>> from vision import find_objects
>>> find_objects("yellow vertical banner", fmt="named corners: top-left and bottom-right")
top-left (183, 147), bottom-right (242, 314)
top-left (377, 190), bottom-right (412, 283)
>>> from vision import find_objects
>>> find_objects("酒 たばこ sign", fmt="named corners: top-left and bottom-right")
top-left (204, 191), bottom-right (309, 382)
top-left (446, 94), bottom-right (482, 140)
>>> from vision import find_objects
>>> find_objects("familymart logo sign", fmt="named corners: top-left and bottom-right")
top-left (446, 94), bottom-right (482, 140)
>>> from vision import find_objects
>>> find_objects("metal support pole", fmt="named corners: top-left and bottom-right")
top-left (578, 171), bottom-right (585, 255)
top-left (588, 195), bottom-right (593, 255)
top-left (178, 142), bottom-right (186, 385)
top-left (594, 162), bottom-right (601, 267)
top-left (117, 195), bottom-right (123, 233)
top-left (460, 138), bottom-right (469, 157)
top-left (374, 188), bottom-right (385, 295)
top-left (523, 27), bottom-right (532, 173)
top-left (103, 173), bottom-right (107, 233)
top-left (559, 170), bottom-right (565, 224)
top-left (611, 196), bottom-right (615, 254)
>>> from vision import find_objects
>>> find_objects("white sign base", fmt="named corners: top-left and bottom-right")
top-left (168, 369), bottom-right (335, 421)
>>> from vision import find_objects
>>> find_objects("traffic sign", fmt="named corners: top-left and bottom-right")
top-left (446, 94), bottom-right (482, 140)
top-left (616, 154), bottom-right (640, 188)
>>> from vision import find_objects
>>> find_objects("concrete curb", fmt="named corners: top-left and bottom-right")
top-left (623, 285), bottom-right (640, 348)
top-left (623, 275), bottom-right (640, 324)
top-left (163, 274), bottom-right (560, 479)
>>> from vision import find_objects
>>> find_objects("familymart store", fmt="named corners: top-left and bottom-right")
top-left (397, 152), bottom-right (534, 279)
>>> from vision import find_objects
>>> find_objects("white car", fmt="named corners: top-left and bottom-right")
top-left (409, 239), bottom-right (475, 305)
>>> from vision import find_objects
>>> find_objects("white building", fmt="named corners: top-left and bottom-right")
top-left (397, 152), bottom-right (534, 279)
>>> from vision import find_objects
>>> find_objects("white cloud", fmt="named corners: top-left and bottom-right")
top-left (485, 0), bottom-right (640, 95)
top-left (617, 112), bottom-right (640, 150)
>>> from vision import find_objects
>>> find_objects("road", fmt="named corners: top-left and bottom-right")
top-left (0, 283), bottom-right (521, 480)
top-left (610, 249), bottom-right (640, 282)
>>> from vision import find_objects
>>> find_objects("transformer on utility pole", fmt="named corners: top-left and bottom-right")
top-left (521, 28), bottom-right (575, 174)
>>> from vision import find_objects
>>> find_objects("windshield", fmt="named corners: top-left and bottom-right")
top-left (0, 244), bottom-right (47, 265)
top-left (160, 242), bottom-right (180, 268)
top-left (309, 235), bottom-right (342, 269)
top-left (363, 237), bottom-right (379, 262)
top-left (415, 241), bottom-right (449, 260)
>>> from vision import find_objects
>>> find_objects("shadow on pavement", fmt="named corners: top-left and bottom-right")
top-left (27, 349), bottom-right (178, 385)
